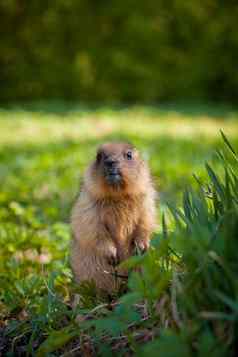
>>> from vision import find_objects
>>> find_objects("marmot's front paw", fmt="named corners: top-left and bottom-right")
top-left (106, 245), bottom-right (119, 266)
top-left (134, 239), bottom-right (150, 254)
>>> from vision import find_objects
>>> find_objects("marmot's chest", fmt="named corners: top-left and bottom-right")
top-left (99, 199), bottom-right (141, 240)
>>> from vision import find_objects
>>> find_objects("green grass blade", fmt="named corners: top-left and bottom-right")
top-left (220, 130), bottom-right (238, 161)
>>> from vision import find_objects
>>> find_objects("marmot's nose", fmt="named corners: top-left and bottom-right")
top-left (104, 158), bottom-right (118, 168)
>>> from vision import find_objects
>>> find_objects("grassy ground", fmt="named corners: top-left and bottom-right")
top-left (0, 103), bottom-right (238, 355)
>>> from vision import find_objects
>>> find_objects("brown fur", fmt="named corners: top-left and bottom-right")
top-left (70, 142), bottom-right (156, 292)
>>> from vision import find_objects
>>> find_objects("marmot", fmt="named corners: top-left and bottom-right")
top-left (70, 142), bottom-right (156, 292)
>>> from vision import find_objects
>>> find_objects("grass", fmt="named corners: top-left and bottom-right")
top-left (0, 102), bottom-right (238, 355)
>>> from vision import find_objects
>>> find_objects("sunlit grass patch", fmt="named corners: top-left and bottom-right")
top-left (0, 104), bottom-right (237, 146)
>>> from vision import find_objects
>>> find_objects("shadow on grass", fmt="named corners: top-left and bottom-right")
top-left (0, 100), bottom-right (237, 119)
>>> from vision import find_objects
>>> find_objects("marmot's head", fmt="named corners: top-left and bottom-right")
top-left (85, 142), bottom-right (151, 198)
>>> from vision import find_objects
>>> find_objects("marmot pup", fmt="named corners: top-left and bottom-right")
top-left (71, 142), bottom-right (156, 292)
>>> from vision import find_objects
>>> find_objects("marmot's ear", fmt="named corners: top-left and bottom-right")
top-left (126, 141), bottom-right (135, 150)
top-left (96, 150), bottom-right (103, 163)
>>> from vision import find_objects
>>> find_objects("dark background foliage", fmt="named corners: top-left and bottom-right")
top-left (1, 0), bottom-right (238, 103)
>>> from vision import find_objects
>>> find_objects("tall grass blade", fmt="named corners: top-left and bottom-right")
top-left (220, 130), bottom-right (238, 161)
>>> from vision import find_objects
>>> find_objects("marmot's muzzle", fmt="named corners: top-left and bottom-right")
top-left (104, 159), bottom-right (122, 185)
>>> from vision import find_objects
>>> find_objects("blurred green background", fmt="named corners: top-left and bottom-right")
top-left (1, 3), bottom-right (238, 354)
top-left (1, 0), bottom-right (238, 103)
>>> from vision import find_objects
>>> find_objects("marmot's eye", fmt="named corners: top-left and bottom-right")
top-left (126, 151), bottom-right (133, 160)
